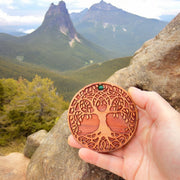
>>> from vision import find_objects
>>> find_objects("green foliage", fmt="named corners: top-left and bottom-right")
top-left (0, 75), bottom-right (68, 146)
top-left (0, 30), bottom-right (111, 71)
top-left (65, 56), bottom-right (131, 84)
top-left (0, 82), bottom-right (4, 111)
top-left (0, 78), bottom-right (19, 105)
top-left (0, 56), bottom-right (131, 101)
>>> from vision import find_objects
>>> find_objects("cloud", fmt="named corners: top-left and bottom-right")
top-left (0, 9), bottom-right (43, 26)
top-left (104, 0), bottom-right (180, 19)
top-left (0, 0), bottom-right (13, 6)
top-left (20, 0), bottom-right (33, 4)
top-left (0, 0), bottom-right (16, 9)
top-left (0, 0), bottom-right (179, 26)
top-left (18, 28), bottom-right (35, 34)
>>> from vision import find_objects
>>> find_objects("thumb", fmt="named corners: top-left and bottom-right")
top-left (128, 87), bottom-right (178, 123)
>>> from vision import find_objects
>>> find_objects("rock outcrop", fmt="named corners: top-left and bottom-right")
top-left (107, 13), bottom-right (180, 112)
top-left (0, 153), bottom-right (30, 180)
top-left (26, 111), bottom-right (123, 180)
top-left (24, 130), bottom-right (48, 158)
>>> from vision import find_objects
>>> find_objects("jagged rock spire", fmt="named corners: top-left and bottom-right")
top-left (36, 1), bottom-right (77, 39)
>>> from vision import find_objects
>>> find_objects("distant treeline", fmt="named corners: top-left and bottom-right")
top-left (0, 56), bottom-right (131, 101)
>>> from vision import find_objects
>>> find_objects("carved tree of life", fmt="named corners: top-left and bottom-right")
top-left (68, 82), bottom-right (138, 153)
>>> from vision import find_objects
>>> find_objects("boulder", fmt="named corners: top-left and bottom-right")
top-left (0, 153), bottom-right (30, 180)
top-left (24, 129), bottom-right (48, 158)
top-left (107, 13), bottom-right (180, 112)
top-left (26, 111), bottom-right (123, 180)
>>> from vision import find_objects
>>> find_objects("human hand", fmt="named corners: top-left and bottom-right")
top-left (68, 87), bottom-right (180, 180)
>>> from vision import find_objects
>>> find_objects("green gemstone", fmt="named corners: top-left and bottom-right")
top-left (98, 84), bottom-right (104, 90)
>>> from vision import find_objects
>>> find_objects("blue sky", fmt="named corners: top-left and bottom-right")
top-left (0, 0), bottom-right (179, 28)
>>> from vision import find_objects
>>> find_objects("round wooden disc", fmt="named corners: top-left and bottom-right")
top-left (68, 82), bottom-right (138, 152)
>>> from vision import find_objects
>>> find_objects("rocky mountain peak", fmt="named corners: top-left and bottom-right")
top-left (58, 0), bottom-right (66, 7)
top-left (90, 0), bottom-right (119, 11)
top-left (37, 1), bottom-right (77, 39)
top-left (47, 1), bottom-right (67, 17)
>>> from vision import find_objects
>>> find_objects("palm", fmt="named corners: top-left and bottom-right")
top-left (110, 108), bottom-right (166, 180)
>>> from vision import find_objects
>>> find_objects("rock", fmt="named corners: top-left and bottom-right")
top-left (107, 13), bottom-right (180, 112)
top-left (41, 0), bottom-right (77, 39)
top-left (27, 111), bottom-right (123, 180)
top-left (0, 153), bottom-right (30, 180)
top-left (24, 129), bottom-right (48, 158)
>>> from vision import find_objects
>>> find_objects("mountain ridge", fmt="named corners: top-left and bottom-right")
top-left (71, 1), bottom-right (168, 57)
top-left (0, 1), bottom-right (110, 71)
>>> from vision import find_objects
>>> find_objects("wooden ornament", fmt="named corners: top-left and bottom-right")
top-left (68, 82), bottom-right (138, 153)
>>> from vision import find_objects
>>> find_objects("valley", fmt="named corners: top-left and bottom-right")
top-left (0, 56), bottom-right (131, 101)
top-left (0, 1), bottom-right (112, 72)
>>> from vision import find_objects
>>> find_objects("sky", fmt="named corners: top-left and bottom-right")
top-left (0, 0), bottom-right (180, 30)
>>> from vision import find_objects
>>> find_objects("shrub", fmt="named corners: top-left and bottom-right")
top-left (0, 75), bottom-right (68, 145)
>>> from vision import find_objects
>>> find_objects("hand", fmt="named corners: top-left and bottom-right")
top-left (68, 87), bottom-right (180, 180)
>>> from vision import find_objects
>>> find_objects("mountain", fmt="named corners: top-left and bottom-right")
top-left (0, 1), bottom-right (110, 71)
top-left (71, 0), bottom-right (168, 57)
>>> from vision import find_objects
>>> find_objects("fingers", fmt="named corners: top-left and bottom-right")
top-left (68, 134), bottom-right (82, 148)
top-left (128, 87), bottom-right (169, 110)
top-left (128, 87), bottom-right (176, 122)
top-left (79, 148), bottom-right (124, 177)
top-left (68, 135), bottom-right (125, 177)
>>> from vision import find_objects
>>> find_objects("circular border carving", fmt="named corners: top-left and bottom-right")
top-left (68, 82), bottom-right (138, 152)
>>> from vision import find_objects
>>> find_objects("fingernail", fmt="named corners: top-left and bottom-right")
top-left (128, 87), bottom-right (142, 96)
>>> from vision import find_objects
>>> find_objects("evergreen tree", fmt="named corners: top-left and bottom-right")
top-left (0, 78), bottom-right (19, 105)
top-left (0, 75), bottom-right (68, 145)
top-left (0, 82), bottom-right (4, 111)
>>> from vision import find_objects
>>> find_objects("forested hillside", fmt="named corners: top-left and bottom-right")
top-left (0, 56), bottom-right (131, 101)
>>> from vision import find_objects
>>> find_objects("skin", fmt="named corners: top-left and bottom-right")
top-left (68, 87), bottom-right (180, 180)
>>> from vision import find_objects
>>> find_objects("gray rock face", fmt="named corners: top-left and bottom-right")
top-left (107, 13), bottom-right (180, 112)
top-left (39, 0), bottom-right (77, 39)
top-left (24, 130), bottom-right (48, 158)
top-left (26, 111), bottom-right (123, 180)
